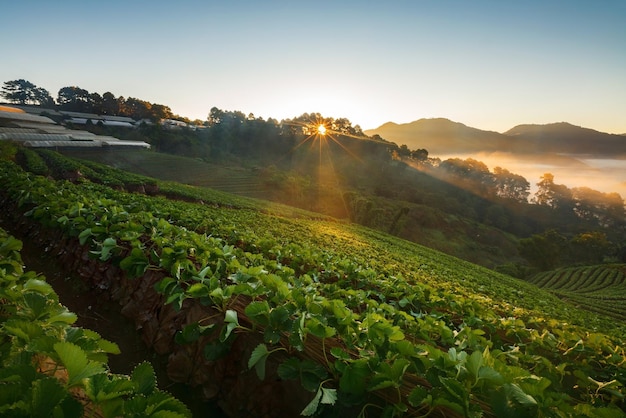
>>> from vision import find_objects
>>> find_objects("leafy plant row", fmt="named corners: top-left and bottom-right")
top-left (2, 154), bottom-right (626, 417)
top-left (0, 226), bottom-right (191, 417)
top-left (39, 147), bottom-right (334, 220)
top-left (528, 265), bottom-right (626, 320)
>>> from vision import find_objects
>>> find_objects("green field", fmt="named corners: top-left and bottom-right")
top-left (2, 146), bottom-right (626, 417)
top-left (528, 264), bottom-right (626, 320)
top-left (60, 148), bottom-right (267, 199)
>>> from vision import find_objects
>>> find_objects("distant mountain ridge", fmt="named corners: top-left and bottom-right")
top-left (364, 118), bottom-right (626, 156)
top-left (503, 122), bottom-right (626, 155)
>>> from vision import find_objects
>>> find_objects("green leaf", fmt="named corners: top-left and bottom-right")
top-left (245, 300), bottom-right (270, 319)
top-left (31, 377), bottom-right (67, 418)
top-left (248, 343), bottom-right (270, 380)
top-left (57, 395), bottom-right (83, 417)
top-left (505, 383), bottom-right (537, 407)
top-left (132, 361), bottom-right (157, 396)
top-left (277, 358), bottom-right (301, 380)
top-left (221, 309), bottom-right (240, 341)
top-left (408, 386), bottom-right (431, 407)
top-left (439, 377), bottom-right (468, 406)
top-left (99, 238), bottom-right (118, 261)
top-left (0, 235), bottom-right (22, 254)
top-left (277, 358), bottom-right (327, 392)
top-left (186, 283), bottom-right (210, 298)
top-left (330, 347), bottom-right (351, 361)
top-left (78, 228), bottom-right (93, 245)
top-left (301, 387), bottom-right (323, 416)
top-left (390, 358), bottom-right (411, 381)
top-left (54, 342), bottom-right (105, 387)
top-left (119, 248), bottom-right (149, 278)
top-left (145, 391), bottom-right (192, 417)
top-left (84, 374), bottom-right (133, 403)
top-left (466, 350), bottom-right (483, 379)
top-left (306, 317), bottom-right (336, 339)
top-left (23, 278), bottom-right (54, 295)
top-left (47, 310), bottom-right (78, 325)
top-left (477, 366), bottom-right (504, 386)
top-left (320, 387), bottom-right (337, 405)
top-left (339, 359), bottom-right (369, 395)
top-left (23, 292), bottom-right (48, 320)
top-left (155, 277), bottom-right (177, 294)
top-left (4, 319), bottom-right (44, 341)
top-left (224, 309), bottom-right (239, 324)
top-left (96, 338), bottom-right (121, 355)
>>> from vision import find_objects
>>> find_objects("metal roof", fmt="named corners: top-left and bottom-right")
top-left (0, 127), bottom-right (40, 134)
top-left (22, 140), bottom-right (104, 148)
top-left (0, 111), bottom-right (56, 124)
top-left (10, 122), bottom-right (69, 132)
top-left (102, 140), bottom-right (150, 148)
top-left (0, 133), bottom-right (73, 141)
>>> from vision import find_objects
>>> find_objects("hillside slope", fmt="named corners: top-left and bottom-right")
top-left (59, 148), bottom-right (523, 269)
top-left (1, 147), bottom-right (625, 416)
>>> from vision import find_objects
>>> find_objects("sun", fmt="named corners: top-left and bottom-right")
top-left (317, 124), bottom-right (327, 136)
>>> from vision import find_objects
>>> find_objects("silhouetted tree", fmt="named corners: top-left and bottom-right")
top-left (1, 79), bottom-right (54, 106)
top-left (493, 166), bottom-right (530, 202)
top-left (411, 148), bottom-right (429, 161)
top-left (57, 86), bottom-right (92, 111)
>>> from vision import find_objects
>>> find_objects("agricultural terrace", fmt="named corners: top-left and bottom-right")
top-left (0, 147), bottom-right (625, 417)
top-left (528, 265), bottom-right (626, 321)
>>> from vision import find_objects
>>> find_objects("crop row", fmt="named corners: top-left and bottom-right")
top-left (0, 226), bottom-right (191, 417)
top-left (531, 265), bottom-right (625, 291)
top-left (2, 154), bottom-right (626, 416)
top-left (528, 265), bottom-right (626, 320)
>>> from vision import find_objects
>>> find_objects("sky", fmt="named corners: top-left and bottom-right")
top-left (2, 0), bottom-right (625, 134)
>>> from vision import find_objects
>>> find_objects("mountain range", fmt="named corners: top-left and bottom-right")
top-left (364, 118), bottom-right (626, 157)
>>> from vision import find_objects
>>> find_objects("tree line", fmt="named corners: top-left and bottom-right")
top-left (1, 79), bottom-right (175, 121)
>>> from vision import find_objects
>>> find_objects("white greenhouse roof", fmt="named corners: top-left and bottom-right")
top-left (0, 111), bottom-right (56, 124)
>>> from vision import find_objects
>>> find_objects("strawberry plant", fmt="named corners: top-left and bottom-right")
top-left (0, 227), bottom-right (191, 417)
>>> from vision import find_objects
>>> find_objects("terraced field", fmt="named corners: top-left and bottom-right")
top-left (527, 264), bottom-right (626, 320)
top-left (61, 149), bottom-right (266, 199)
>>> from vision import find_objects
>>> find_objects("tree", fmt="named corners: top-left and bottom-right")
top-left (1, 79), bottom-right (54, 106)
top-left (33, 87), bottom-right (55, 108)
top-left (518, 230), bottom-right (567, 271)
top-left (398, 144), bottom-right (411, 157)
top-left (151, 103), bottom-right (173, 121)
top-left (572, 186), bottom-right (625, 228)
top-left (493, 167), bottom-right (530, 203)
top-left (569, 232), bottom-right (611, 265)
top-left (57, 86), bottom-right (92, 111)
top-left (411, 148), bottom-right (428, 161)
top-left (534, 173), bottom-right (573, 209)
top-left (124, 97), bottom-right (152, 120)
top-left (101, 92), bottom-right (119, 115)
top-left (439, 158), bottom-right (494, 196)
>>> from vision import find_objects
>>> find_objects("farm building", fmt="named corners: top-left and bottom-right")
top-left (0, 105), bottom-right (150, 149)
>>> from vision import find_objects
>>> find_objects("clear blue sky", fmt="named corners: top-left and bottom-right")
top-left (2, 0), bottom-right (625, 133)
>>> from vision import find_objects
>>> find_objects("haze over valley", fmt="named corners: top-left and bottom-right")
top-left (366, 118), bottom-right (626, 198)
